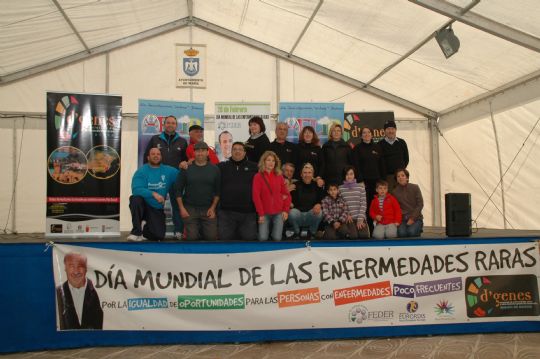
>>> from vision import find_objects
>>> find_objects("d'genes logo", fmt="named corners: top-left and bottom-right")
top-left (54, 95), bottom-right (80, 141)
top-left (465, 275), bottom-right (540, 318)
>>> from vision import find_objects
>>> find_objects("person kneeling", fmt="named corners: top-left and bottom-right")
top-left (128, 148), bottom-right (178, 241)
top-left (321, 184), bottom-right (357, 239)
top-left (369, 180), bottom-right (401, 239)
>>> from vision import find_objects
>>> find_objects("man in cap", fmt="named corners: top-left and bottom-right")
top-left (379, 120), bottom-right (409, 189)
top-left (181, 124), bottom-right (219, 169)
top-left (143, 115), bottom-right (187, 239)
top-left (176, 141), bottom-right (221, 240)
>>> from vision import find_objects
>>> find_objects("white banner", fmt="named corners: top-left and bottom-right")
top-left (176, 44), bottom-right (206, 88)
top-left (52, 242), bottom-right (540, 331)
top-left (214, 102), bottom-right (271, 162)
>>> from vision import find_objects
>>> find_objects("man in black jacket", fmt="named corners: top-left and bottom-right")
top-left (143, 115), bottom-right (187, 239)
top-left (56, 252), bottom-right (103, 330)
top-left (269, 122), bottom-right (298, 167)
top-left (217, 142), bottom-right (258, 240)
top-left (379, 120), bottom-right (409, 189)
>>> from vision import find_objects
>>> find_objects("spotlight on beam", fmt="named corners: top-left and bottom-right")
top-left (435, 26), bottom-right (460, 59)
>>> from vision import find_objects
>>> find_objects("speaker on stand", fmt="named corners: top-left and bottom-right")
top-left (445, 193), bottom-right (472, 237)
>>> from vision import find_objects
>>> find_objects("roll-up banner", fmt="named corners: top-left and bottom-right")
top-left (278, 102), bottom-right (344, 144)
top-left (46, 92), bottom-right (122, 237)
top-left (214, 102), bottom-right (271, 162)
top-left (344, 112), bottom-right (395, 146)
top-left (53, 242), bottom-right (540, 331)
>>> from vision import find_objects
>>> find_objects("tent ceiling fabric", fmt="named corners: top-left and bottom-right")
top-left (1, 0), bottom-right (540, 119)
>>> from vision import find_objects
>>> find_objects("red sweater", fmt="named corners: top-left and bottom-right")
top-left (186, 141), bottom-right (219, 164)
top-left (252, 171), bottom-right (291, 216)
top-left (369, 194), bottom-right (402, 225)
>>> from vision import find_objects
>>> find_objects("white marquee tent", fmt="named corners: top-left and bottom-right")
top-left (1, 0), bottom-right (539, 234)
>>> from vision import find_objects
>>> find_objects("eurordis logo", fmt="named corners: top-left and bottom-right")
top-left (277, 287), bottom-right (320, 308)
top-left (465, 275), bottom-right (540, 318)
top-left (333, 280), bottom-right (392, 306)
top-left (398, 301), bottom-right (426, 322)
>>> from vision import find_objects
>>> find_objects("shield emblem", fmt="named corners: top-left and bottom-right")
top-left (183, 58), bottom-right (199, 76)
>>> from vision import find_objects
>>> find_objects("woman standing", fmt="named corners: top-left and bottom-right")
top-left (321, 123), bottom-right (352, 186)
top-left (392, 168), bottom-right (424, 237)
top-left (245, 116), bottom-right (270, 164)
top-left (296, 126), bottom-right (324, 185)
top-left (352, 127), bottom-right (385, 231)
top-left (252, 151), bottom-right (291, 241)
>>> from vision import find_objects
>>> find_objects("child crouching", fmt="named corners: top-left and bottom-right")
top-left (321, 183), bottom-right (357, 239)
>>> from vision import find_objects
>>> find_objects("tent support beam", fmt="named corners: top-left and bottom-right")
top-left (193, 17), bottom-right (437, 117)
top-left (366, 0), bottom-right (478, 86)
top-left (489, 104), bottom-right (507, 229)
top-left (409, 0), bottom-right (540, 53)
top-left (0, 18), bottom-right (190, 85)
top-left (51, 0), bottom-right (91, 53)
top-left (429, 118), bottom-right (442, 227)
top-left (438, 70), bottom-right (540, 130)
top-left (288, 0), bottom-right (324, 56)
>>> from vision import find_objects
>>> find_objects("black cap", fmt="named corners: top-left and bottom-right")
top-left (189, 124), bottom-right (204, 132)
top-left (384, 120), bottom-right (397, 130)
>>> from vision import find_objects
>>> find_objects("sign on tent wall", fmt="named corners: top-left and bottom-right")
top-left (45, 92), bottom-right (122, 237)
top-left (176, 44), bottom-right (206, 88)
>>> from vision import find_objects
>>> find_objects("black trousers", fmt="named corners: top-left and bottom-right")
top-left (129, 195), bottom-right (165, 241)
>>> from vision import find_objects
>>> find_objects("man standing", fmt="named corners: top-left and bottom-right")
top-left (218, 142), bottom-right (258, 240)
top-left (176, 142), bottom-right (220, 240)
top-left (379, 120), bottom-right (409, 189)
top-left (182, 124), bottom-right (219, 168)
top-left (56, 252), bottom-right (103, 330)
top-left (269, 122), bottom-right (298, 168)
top-left (143, 115), bottom-right (187, 239)
top-left (128, 147), bottom-right (178, 241)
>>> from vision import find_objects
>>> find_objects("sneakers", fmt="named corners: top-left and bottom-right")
top-left (174, 232), bottom-right (183, 240)
top-left (127, 234), bottom-right (148, 242)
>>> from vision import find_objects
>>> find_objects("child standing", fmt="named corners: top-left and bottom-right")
top-left (369, 180), bottom-right (402, 239)
top-left (339, 166), bottom-right (370, 238)
top-left (321, 183), bottom-right (357, 239)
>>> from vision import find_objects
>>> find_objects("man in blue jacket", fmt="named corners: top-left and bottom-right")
top-left (143, 115), bottom-right (187, 239)
top-left (128, 147), bottom-right (179, 241)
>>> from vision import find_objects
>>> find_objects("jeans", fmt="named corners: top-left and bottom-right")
top-left (288, 208), bottom-right (323, 235)
top-left (169, 187), bottom-right (183, 233)
top-left (372, 223), bottom-right (398, 239)
top-left (258, 214), bottom-right (284, 241)
top-left (183, 205), bottom-right (218, 240)
top-left (218, 209), bottom-right (258, 240)
top-left (398, 218), bottom-right (423, 237)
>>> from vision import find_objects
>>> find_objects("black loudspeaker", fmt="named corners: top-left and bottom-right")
top-left (445, 193), bottom-right (472, 237)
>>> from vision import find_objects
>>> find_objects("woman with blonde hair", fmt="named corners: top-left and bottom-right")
top-left (252, 151), bottom-right (291, 241)
top-left (321, 123), bottom-right (352, 185)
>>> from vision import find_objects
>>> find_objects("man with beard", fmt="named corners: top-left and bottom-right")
top-left (128, 147), bottom-right (178, 241)
top-left (143, 115), bottom-right (187, 239)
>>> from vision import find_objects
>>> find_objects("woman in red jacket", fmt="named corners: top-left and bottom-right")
top-left (252, 151), bottom-right (291, 241)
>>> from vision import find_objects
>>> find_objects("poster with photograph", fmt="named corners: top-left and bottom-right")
top-left (46, 92), bottom-right (122, 237)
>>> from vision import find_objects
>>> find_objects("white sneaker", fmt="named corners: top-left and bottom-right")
top-left (127, 234), bottom-right (140, 241)
top-left (127, 234), bottom-right (147, 242)
top-left (174, 232), bottom-right (183, 240)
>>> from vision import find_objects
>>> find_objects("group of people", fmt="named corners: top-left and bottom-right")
top-left (128, 115), bottom-right (424, 241)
